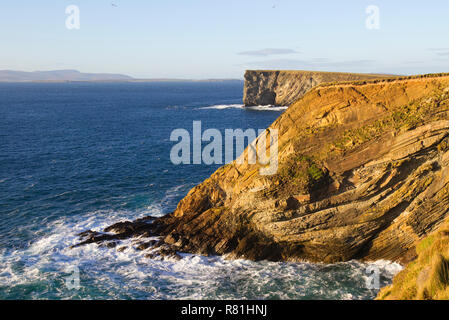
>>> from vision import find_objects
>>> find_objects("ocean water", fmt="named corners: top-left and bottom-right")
top-left (0, 82), bottom-right (402, 300)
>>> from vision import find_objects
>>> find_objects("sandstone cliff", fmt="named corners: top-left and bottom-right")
top-left (243, 70), bottom-right (386, 106)
top-left (75, 73), bottom-right (449, 268)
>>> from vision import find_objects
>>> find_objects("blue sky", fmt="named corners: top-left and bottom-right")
top-left (0, 0), bottom-right (448, 79)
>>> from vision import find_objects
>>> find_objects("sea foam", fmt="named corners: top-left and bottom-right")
top-left (200, 104), bottom-right (288, 111)
top-left (0, 201), bottom-right (403, 300)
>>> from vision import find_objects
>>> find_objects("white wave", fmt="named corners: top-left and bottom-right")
top-left (0, 208), bottom-right (403, 300)
top-left (200, 104), bottom-right (244, 110)
top-left (0, 184), bottom-right (403, 299)
top-left (165, 105), bottom-right (180, 110)
top-left (246, 105), bottom-right (288, 111)
top-left (200, 104), bottom-right (287, 111)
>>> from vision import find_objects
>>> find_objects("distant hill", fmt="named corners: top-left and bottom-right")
top-left (0, 70), bottom-right (134, 82)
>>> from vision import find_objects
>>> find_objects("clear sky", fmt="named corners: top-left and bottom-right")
top-left (1, 0), bottom-right (448, 79)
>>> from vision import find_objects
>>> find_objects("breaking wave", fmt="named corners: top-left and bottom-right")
top-left (200, 104), bottom-right (288, 111)
top-left (0, 200), bottom-right (402, 300)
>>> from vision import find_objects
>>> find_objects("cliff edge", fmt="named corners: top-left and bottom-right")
top-left (243, 70), bottom-right (387, 106)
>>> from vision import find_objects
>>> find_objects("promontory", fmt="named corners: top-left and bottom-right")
top-left (243, 70), bottom-right (388, 106)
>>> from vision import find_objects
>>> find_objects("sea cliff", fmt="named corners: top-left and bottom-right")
top-left (75, 73), bottom-right (449, 267)
top-left (243, 70), bottom-right (387, 106)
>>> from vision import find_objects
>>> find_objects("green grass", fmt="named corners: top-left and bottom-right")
top-left (276, 155), bottom-right (327, 195)
top-left (377, 220), bottom-right (449, 300)
top-left (329, 92), bottom-right (448, 156)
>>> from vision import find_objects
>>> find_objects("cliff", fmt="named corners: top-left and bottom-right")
top-left (75, 73), bottom-right (449, 268)
top-left (243, 70), bottom-right (387, 106)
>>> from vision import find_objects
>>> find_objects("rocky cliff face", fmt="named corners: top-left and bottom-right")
top-left (243, 70), bottom-right (386, 106)
top-left (75, 74), bottom-right (449, 267)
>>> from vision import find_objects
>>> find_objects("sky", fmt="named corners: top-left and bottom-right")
top-left (0, 0), bottom-right (449, 79)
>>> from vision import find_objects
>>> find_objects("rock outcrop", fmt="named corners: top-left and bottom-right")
top-left (243, 70), bottom-right (387, 106)
top-left (75, 73), bottom-right (449, 266)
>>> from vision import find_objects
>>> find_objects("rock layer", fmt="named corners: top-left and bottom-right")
top-left (243, 70), bottom-right (387, 106)
top-left (75, 73), bottom-right (449, 265)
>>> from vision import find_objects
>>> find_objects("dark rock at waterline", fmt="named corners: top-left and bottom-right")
top-left (99, 241), bottom-right (118, 249)
top-left (145, 247), bottom-right (182, 261)
top-left (71, 215), bottom-right (182, 260)
top-left (71, 216), bottom-right (159, 249)
top-left (104, 216), bottom-right (157, 235)
top-left (135, 240), bottom-right (158, 251)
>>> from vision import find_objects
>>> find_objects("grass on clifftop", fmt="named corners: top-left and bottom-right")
top-left (269, 88), bottom-right (449, 200)
top-left (377, 219), bottom-right (449, 300)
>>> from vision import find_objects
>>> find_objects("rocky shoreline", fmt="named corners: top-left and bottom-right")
top-left (73, 73), bottom-right (449, 272)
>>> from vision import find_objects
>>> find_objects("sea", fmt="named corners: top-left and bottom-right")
top-left (0, 81), bottom-right (402, 300)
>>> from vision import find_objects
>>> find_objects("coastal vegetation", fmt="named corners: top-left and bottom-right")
top-left (378, 219), bottom-right (449, 299)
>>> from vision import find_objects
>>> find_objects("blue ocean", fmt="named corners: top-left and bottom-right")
top-left (0, 82), bottom-right (401, 300)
